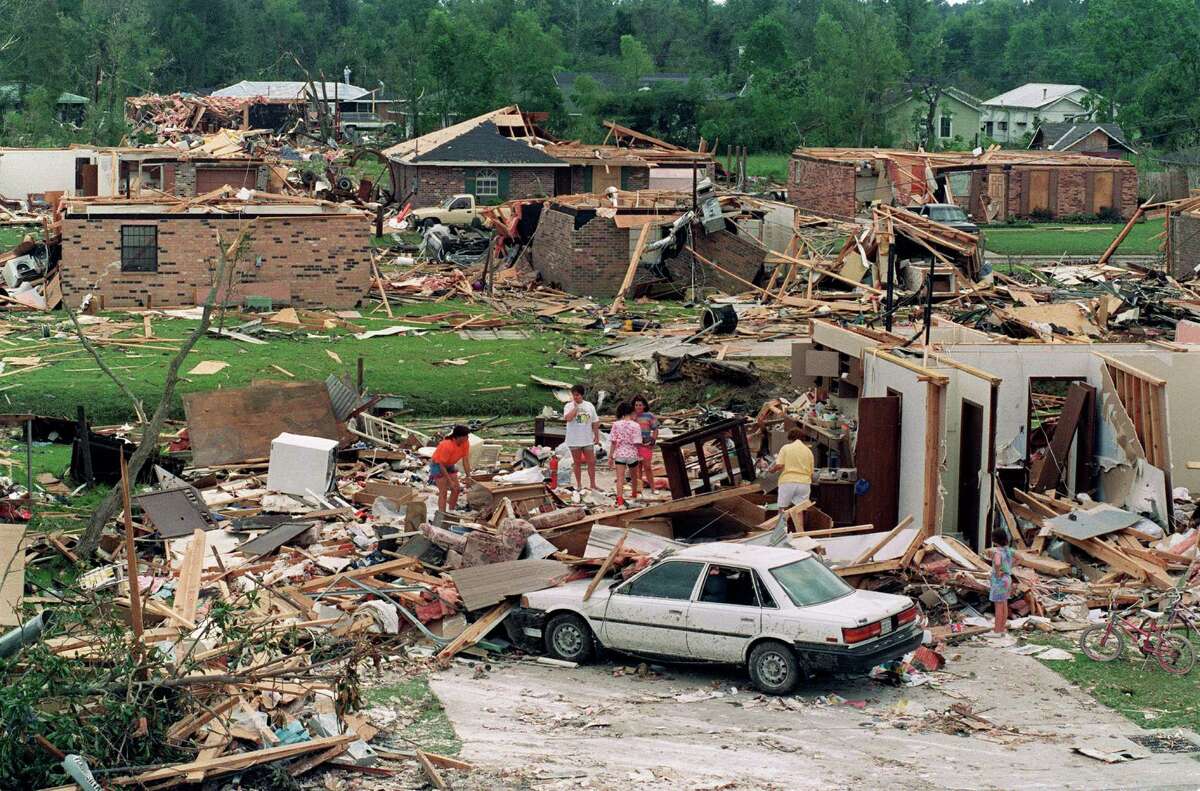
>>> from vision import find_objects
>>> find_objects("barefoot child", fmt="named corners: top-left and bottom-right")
top-left (988, 527), bottom-right (1016, 637)
top-left (609, 401), bottom-right (642, 507)
top-left (429, 425), bottom-right (472, 513)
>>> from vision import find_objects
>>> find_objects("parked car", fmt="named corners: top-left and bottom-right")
top-left (909, 202), bottom-right (980, 235)
top-left (512, 543), bottom-right (922, 694)
top-left (407, 194), bottom-right (483, 230)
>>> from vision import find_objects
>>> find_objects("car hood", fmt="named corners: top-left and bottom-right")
top-left (797, 589), bottom-right (913, 626)
top-left (524, 577), bottom-right (614, 610)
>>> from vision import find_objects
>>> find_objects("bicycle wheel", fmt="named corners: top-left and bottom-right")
top-left (1153, 633), bottom-right (1195, 675)
top-left (1080, 623), bottom-right (1125, 661)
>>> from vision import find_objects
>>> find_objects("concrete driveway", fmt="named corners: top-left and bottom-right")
top-left (430, 644), bottom-right (1200, 790)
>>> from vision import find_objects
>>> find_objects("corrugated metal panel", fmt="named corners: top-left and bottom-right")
top-left (448, 559), bottom-right (569, 612)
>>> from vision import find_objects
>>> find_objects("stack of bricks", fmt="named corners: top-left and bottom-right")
top-left (59, 213), bottom-right (373, 309)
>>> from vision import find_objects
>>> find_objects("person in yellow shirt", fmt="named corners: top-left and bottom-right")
top-left (770, 428), bottom-right (814, 527)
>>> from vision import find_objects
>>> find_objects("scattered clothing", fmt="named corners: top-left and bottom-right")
top-left (563, 400), bottom-right (598, 447)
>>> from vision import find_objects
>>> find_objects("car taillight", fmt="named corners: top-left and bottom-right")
top-left (842, 622), bottom-right (882, 644)
top-left (896, 606), bottom-right (918, 625)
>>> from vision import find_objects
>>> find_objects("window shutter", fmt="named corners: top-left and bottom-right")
top-left (582, 167), bottom-right (593, 193)
top-left (498, 168), bottom-right (510, 199)
top-left (464, 168), bottom-right (475, 196)
top-left (620, 166), bottom-right (631, 191)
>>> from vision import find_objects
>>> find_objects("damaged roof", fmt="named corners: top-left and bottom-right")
top-left (211, 81), bottom-right (371, 102)
top-left (1030, 122), bottom-right (1135, 154)
top-left (792, 146), bottom-right (1135, 170)
top-left (410, 121), bottom-right (564, 166)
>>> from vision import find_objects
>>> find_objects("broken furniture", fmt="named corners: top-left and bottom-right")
top-left (659, 417), bottom-right (757, 498)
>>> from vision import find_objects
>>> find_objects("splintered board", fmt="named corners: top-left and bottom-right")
top-left (183, 382), bottom-right (341, 467)
top-left (0, 523), bottom-right (25, 626)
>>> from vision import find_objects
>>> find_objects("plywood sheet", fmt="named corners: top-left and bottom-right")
top-left (0, 524), bottom-right (25, 626)
top-left (1046, 504), bottom-right (1139, 540)
top-left (448, 559), bottom-right (569, 612)
top-left (805, 350), bottom-right (839, 376)
top-left (183, 382), bottom-right (341, 467)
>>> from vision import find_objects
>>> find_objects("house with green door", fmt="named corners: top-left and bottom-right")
top-left (384, 105), bottom-right (711, 208)
top-left (887, 87), bottom-right (982, 150)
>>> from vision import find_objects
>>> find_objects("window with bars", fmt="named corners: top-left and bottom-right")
top-left (120, 225), bottom-right (158, 273)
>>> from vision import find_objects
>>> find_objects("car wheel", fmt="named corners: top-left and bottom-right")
top-left (545, 613), bottom-right (595, 663)
top-left (748, 640), bottom-right (801, 695)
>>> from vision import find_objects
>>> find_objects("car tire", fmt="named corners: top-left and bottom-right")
top-left (748, 641), bottom-right (801, 695)
top-left (545, 613), bottom-right (595, 663)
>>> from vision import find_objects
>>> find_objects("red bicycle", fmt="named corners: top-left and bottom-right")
top-left (1079, 593), bottom-right (1195, 675)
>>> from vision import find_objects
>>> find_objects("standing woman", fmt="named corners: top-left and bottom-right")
top-left (429, 425), bottom-right (472, 513)
top-left (632, 395), bottom-right (658, 492)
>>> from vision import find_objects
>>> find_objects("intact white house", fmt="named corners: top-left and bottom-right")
top-left (981, 83), bottom-right (1099, 145)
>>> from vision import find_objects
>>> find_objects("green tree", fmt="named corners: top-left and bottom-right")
top-left (618, 34), bottom-right (654, 89)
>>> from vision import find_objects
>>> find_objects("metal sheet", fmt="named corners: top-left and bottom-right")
top-left (236, 521), bottom-right (314, 557)
top-left (1046, 505), bottom-right (1140, 541)
top-left (448, 559), bottom-right (569, 612)
top-left (135, 487), bottom-right (216, 539)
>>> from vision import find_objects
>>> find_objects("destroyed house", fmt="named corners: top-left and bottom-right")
top-left (57, 192), bottom-right (372, 310)
top-left (0, 142), bottom-right (278, 205)
top-left (795, 321), bottom-right (1188, 552)
top-left (516, 191), bottom-right (768, 298)
top-left (385, 107), bottom-right (712, 208)
top-left (788, 147), bottom-right (1137, 223)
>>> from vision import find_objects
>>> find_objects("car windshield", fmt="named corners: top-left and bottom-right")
top-left (930, 205), bottom-right (968, 223)
top-left (439, 196), bottom-right (459, 209)
top-left (769, 557), bottom-right (853, 607)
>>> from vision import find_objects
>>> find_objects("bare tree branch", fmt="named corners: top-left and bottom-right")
top-left (64, 301), bottom-right (148, 425)
top-left (76, 223), bottom-right (254, 558)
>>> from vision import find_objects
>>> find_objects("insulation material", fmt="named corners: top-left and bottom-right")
top-left (814, 527), bottom-right (919, 566)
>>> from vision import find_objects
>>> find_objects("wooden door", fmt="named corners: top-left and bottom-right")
top-left (1092, 171), bottom-right (1115, 213)
top-left (1028, 170), bottom-right (1050, 212)
top-left (956, 400), bottom-right (984, 550)
top-left (854, 396), bottom-right (901, 532)
top-left (593, 165), bottom-right (621, 192)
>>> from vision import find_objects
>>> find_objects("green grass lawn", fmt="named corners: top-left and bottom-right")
top-left (743, 153), bottom-right (791, 183)
top-left (366, 676), bottom-right (461, 756)
top-left (983, 221), bottom-right (1162, 257)
top-left (1029, 633), bottom-right (1200, 732)
top-left (0, 300), bottom-right (609, 424)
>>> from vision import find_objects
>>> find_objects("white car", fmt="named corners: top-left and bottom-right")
top-left (512, 543), bottom-right (922, 694)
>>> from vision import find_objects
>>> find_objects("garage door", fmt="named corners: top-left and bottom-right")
top-left (195, 167), bottom-right (258, 194)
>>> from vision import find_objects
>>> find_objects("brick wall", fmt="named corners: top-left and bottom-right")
top-left (667, 226), bottom-right (766, 295)
top-left (395, 164), bottom-right (557, 207)
top-left (786, 156), bottom-right (857, 217)
top-left (996, 166), bottom-right (1137, 222)
top-left (60, 213), bottom-right (373, 309)
top-left (524, 204), bottom-right (767, 298)
top-left (1169, 214), bottom-right (1200, 279)
top-left (174, 163), bottom-right (196, 197)
top-left (524, 204), bottom-right (633, 296)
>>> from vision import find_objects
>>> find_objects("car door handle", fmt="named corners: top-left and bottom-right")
top-left (668, 609), bottom-right (683, 615)
top-left (740, 617), bottom-right (755, 623)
